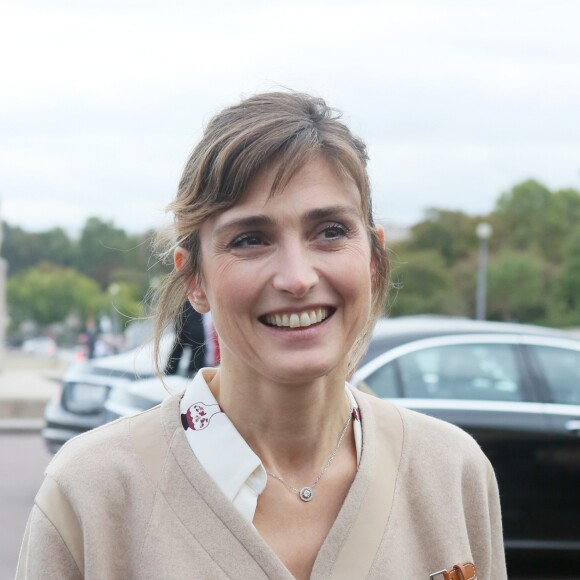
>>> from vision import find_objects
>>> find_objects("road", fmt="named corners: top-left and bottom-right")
top-left (1, 433), bottom-right (578, 579)
top-left (0, 433), bottom-right (52, 578)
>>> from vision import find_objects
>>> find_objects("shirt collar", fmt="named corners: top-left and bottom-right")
top-left (179, 369), bottom-right (267, 503)
top-left (179, 369), bottom-right (362, 512)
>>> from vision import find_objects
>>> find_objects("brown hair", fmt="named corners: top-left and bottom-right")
top-left (152, 91), bottom-right (389, 376)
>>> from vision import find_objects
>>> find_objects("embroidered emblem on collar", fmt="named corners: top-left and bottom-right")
top-left (351, 407), bottom-right (361, 422)
top-left (181, 402), bottom-right (223, 431)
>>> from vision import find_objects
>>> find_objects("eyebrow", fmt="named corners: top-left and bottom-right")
top-left (214, 215), bottom-right (277, 239)
top-left (304, 205), bottom-right (361, 222)
top-left (214, 205), bottom-right (361, 238)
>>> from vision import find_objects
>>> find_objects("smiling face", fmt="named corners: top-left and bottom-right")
top-left (189, 156), bottom-right (375, 385)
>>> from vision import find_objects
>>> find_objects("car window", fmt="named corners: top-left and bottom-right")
top-left (360, 360), bottom-right (399, 398)
top-left (366, 342), bottom-right (524, 401)
top-left (531, 345), bottom-right (580, 405)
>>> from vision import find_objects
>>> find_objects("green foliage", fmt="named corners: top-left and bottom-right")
top-left (76, 217), bottom-right (139, 288)
top-left (486, 251), bottom-right (549, 323)
top-left (386, 181), bottom-right (580, 326)
top-left (74, 219), bottom-right (167, 294)
top-left (550, 228), bottom-right (580, 326)
top-left (389, 251), bottom-right (464, 316)
top-left (105, 282), bottom-right (146, 328)
top-left (7, 264), bottom-right (104, 328)
top-left (2, 217), bottom-right (166, 334)
top-left (38, 228), bottom-right (77, 268)
top-left (494, 180), bottom-right (552, 253)
top-left (449, 257), bottom-right (478, 318)
top-left (493, 180), bottom-right (580, 262)
top-left (405, 209), bottom-right (480, 266)
top-left (1, 223), bottom-right (42, 274)
top-left (1, 224), bottom-right (76, 275)
top-left (554, 188), bottom-right (580, 228)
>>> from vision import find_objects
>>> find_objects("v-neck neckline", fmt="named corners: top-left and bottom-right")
top-left (159, 389), bottom-right (381, 579)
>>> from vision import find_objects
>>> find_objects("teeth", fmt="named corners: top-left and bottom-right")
top-left (266, 308), bottom-right (329, 328)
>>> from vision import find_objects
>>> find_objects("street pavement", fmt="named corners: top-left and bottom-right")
top-left (0, 353), bottom-right (65, 577)
top-left (0, 433), bottom-right (53, 578)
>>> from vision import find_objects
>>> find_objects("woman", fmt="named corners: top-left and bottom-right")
top-left (17, 92), bottom-right (506, 579)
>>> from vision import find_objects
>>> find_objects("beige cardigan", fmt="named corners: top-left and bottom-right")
top-left (17, 389), bottom-right (507, 579)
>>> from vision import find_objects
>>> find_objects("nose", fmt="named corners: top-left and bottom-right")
top-left (272, 243), bottom-right (319, 298)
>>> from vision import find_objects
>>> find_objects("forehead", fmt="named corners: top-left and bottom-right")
top-left (212, 156), bottom-right (364, 227)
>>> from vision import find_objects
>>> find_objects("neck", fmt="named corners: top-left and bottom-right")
top-left (206, 358), bottom-right (352, 479)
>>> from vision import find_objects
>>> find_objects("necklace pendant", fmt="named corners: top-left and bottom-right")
top-left (299, 487), bottom-right (314, 502)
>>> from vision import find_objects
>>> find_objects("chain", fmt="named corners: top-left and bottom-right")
top-left (266, 409), bottom-right (352, 502)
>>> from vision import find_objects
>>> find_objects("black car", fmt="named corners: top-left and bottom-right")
top-left (353, 316), bottom-right (580, 557)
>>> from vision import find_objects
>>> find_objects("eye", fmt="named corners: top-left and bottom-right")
top-left (319, 222), bottom-right (350, 240)
top-left (230, 232), bottom-right (265, 248)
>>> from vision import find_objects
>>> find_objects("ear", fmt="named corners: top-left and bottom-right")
top-left (174, 246), bottom-right (188, 272)
top-left (187, 286), bottom-right (210, 314)
top-left (376, 224), bottom-right (385, 248)
top-left (174, 246), bottom-right (210, 314)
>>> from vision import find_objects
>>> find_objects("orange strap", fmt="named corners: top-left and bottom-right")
top-left (430, 562), bottom-right (477, 580)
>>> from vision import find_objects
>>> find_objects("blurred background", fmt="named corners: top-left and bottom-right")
top-left (1, 0), bottom-right (580, 577)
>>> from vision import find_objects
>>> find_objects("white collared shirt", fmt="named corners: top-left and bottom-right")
top-left (179, 369), bottom-right (362, 523)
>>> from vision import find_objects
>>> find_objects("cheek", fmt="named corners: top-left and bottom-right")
top-left (202, 260), bottom-right (262, 326)
top-left (341, 245), bottom-right (374, 288)
top-left (347, 253), bottom-right (375, 315)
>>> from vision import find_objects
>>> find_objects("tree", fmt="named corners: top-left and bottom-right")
top-left (109, 230), bottom-right (169, 298)
top-left (38, 228), bottom-right (77, 267)
top-left (104, 281), bottom-right (146, 331)
top-left (486, 250), bottom-right (549, 323)
top-left (493, 180), bottom-right (580, 262)
top-left (7, 263), bottom-right (104, 329)
top-left (450, 256), bottom-right (479, 319)
top-left (388, 250), bottom-right (464, 317)
top-left (1, 223), bottom-right (76, 274)
top-left (76, 217), bottom-right (140, 288)
top-left (551, 228), bottom-right (580, 326)
top-left (1, 223), bottom-right (43, 274)
top-left (553, 188), bottom-right (580, 230)
top-left (404, 209), bottom-right (480, 266)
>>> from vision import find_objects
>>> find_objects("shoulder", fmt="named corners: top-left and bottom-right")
top-left (399, 404), bottom-right (483, 455)
top-left (33, 403), bottom-right (178, 554)
top-left (355, 390), bottom-right (491, 476)
top-left (400, 405), bottom-right (492, 477)
top-left (25, 396), bottom-right (192, 577)
top-left (45, 404), bottom-right (168, 496)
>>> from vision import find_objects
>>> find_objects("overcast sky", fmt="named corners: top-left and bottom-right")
top-left (2, 0), bottom-right (580, 235)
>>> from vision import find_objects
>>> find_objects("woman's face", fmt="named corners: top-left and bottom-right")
top-left (191, 156), bottom-right (375, 385)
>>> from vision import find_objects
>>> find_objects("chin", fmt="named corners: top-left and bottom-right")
top-left (263, 354), bottom-right (345, 385)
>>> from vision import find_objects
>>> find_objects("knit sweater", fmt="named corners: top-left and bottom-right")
top-left (16, 389), bottom-right (507, 579)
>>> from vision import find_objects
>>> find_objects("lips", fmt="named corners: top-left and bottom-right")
top-left (262, 307), bottom-right (332, 329)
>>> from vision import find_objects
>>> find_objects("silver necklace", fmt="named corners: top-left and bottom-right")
top-left (266, 411), bottom-right (352, 503)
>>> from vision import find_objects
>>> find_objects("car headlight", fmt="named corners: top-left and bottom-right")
top-left (62, 382), bottom-right (110, 414)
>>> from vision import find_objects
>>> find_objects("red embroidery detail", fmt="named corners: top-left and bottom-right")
top-left (183, 402), bottom-right (223, 431)
top-left (351, 407), bottom-right (360, 422)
